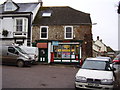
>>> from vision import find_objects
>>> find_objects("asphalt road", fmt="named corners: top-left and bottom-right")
top-left (2, 64), bottom-right (120, 90)
top-left (2, 64), bottom-right (79, 89)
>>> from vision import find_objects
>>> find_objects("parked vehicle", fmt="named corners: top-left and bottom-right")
top-left (75, 58), bottom-right (116, 90)
top-left (0, 45), bottom-right (33, 67)
top-left (20, 46), bottom-right (38, 63)
top-left (96, 56), bottom-right (112, 63)
top-left (96, 56), bottom-right (114, 68)
top-left (113, 55), bottom-right (120, 64)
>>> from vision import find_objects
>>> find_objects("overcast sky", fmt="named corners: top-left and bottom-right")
top-left (0, 0), bottom-right (119, 50)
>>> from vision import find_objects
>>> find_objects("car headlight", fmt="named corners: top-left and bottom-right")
top-left (101, 79), bottom-right (113, 85)
top-left (75, 76), bottom-right (87, 82)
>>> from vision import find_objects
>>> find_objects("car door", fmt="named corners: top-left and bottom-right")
top-left (5, 47), bottom-right (19, 63)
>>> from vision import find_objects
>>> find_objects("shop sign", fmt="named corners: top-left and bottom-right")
top-left (59, 42), bottom-right (79, 45)
top-left (37, 43), bottom-right (47, 48)
top-left (57, 48), bottom-right (75, 52)
top-left (52, 41), bottom-right (59, 46)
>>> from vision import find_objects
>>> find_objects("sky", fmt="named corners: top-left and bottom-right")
top-left (0, 0), bottom-right (119, 50)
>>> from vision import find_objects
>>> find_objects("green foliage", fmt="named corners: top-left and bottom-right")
top-left (2, 29), bottom-right (9, 37)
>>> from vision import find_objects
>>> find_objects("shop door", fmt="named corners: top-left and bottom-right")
top-left (39, 49), bottom-right (48, 62)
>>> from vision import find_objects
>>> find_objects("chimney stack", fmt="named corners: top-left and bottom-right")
top-left (38, 0), bottom-right (43, 6)
top-left (97, 36), bottom-right (99, 40)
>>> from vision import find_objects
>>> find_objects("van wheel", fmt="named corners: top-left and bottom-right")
top-left (17, 60), bottom-right (24, 67)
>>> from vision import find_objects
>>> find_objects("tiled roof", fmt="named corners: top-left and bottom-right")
top-left (33, 6), bottom-right (92, 25)
top-left (0, 2), bottom-right (39, 14)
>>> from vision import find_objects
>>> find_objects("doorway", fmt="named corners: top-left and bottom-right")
top-left (39, 49), bottom-right (48, 62)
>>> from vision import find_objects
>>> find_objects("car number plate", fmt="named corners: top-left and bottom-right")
top-left (88, 83), bottom-right (99, 87)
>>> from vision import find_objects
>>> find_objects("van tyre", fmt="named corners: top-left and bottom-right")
top-left (17, 60), bottom-right (24, 67)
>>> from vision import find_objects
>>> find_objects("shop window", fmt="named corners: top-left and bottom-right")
top-left (40, 26), bottom-right (48, 39)
top-left (54, 45), bottom-right (62, 58)
top-left (62, 45), bottom-right (70, 59)
top-left (64, 26), bottom-right (73, 39)
top-left (53, 44), bottom-right (80, 59)
top-left (71, 45), bottom-right (76, 59)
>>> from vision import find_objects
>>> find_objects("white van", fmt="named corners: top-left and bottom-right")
top-left (75, 58), bottom-right (116, 90)
top-left (0, 45), bottom-right (33, 67)
top-left (20, 46), bottom-right (38, 63)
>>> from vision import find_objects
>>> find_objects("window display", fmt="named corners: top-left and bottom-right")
top-left (53, 44), bottom-right (80, 59)
top-left (62, 45), bottom-right (70, 58)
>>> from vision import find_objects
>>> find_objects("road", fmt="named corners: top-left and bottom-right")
top-left (1, 64), bottom-right (120, 90)
top-left (2, 64), bottom-right (79, 89)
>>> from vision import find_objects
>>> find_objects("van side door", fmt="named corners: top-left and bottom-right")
top-left (6, 47), bottom-right (19, 63)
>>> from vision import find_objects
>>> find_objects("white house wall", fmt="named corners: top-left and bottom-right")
top-left (93, 44), bottom-right (100, 52)
top-left (95, 40), bottom-right (107, 52)
top-left (2, 17), bottom-right (14, 38)
top-left (32, 3), bottom-right (41, 21)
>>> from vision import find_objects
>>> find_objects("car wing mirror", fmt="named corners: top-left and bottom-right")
top-left (15, 52), bottom-right (19, 55)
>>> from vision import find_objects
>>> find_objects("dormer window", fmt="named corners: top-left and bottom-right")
top-left (5, 2), bottom-right (12, 11)
top-left (4, 0), bottom-right (18, 12)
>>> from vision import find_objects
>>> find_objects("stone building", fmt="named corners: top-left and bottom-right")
top-left (32, 6), bottom-right (92, 64)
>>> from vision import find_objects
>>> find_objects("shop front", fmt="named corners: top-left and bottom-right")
top-left (36, 40), bottom-right (82, 64)
top-left (52, 41), bottom-right (82, 64)
top-left (37, 43), bottom-right (48, 62)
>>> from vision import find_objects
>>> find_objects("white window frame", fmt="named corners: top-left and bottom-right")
top-left (64, 26), bottom-right (73, 39)
top-left (14, 18), bottom-right (28, 32)
top-left (40, 26), bottom-right (48, 39)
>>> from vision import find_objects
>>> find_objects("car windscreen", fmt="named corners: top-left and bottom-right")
top-left (81, 60), bottom-right (111, 71)
top-left (15, 46), bottom-right (28, 54)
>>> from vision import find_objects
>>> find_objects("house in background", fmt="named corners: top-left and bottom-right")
top-left (32, 6), bottom-right (93, 64)
top-left (93, 36), bottom-right (106, 57)
top-left (0, 0), bottom-right (42, 46)
top-left (93, 36), bottom-right (115, 58)
top-left (93, 41), bottom-right (101, 57)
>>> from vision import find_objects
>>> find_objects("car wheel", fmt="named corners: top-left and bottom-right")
top-left (17, 60), bottom-right (24, 67)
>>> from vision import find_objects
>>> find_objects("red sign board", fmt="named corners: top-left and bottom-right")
top-left (37, 43), bottom-right (47, 48)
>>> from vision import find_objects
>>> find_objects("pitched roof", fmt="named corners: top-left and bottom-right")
top-left (33, 6), bottom-right (92, 25)
top-left (107, 46), bottom-right (115, 52)
top-left (0, 2), bottom-right (39, 14)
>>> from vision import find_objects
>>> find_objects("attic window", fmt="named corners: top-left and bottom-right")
top-left (42, 13), bottom-right (51, 17)
top-left (5, 2), bottom-right (12, 11)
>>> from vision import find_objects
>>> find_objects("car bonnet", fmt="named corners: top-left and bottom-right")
top-left (76, 69), bottom-right (113, 80)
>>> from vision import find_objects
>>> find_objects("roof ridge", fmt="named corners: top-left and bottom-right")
top-left (42, 6), bottom-right (69, 8)
top-left (17, 2), bottom-right (39, 4)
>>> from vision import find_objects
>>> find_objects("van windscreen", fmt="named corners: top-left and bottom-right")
top-left (15, 46), bottom-right (27, 54)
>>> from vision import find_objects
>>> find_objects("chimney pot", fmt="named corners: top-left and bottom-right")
top-left (97, 36), bottom-right (99, 40)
